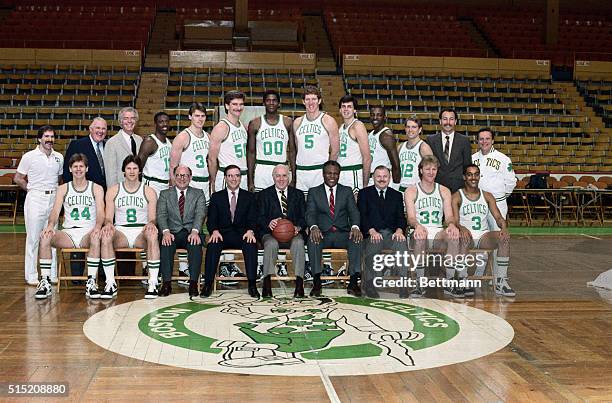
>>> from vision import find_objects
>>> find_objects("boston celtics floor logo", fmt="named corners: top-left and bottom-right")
top-left (84, 292), bottom-right (513, 376)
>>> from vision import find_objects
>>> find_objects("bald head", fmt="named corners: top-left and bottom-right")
top-left (272, 164), bottom-right (291, 190)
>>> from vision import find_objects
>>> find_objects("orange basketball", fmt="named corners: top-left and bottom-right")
top-left (272, 219), bottom-right (295, 243)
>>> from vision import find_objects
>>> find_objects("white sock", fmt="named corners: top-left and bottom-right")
top-left (102, 258), bottom-right (116, 285)
top-left (39, 259), bottom-right (52, 280)
top-left (495, 256), bottom-right (510, 281)
top-left (178, 252), bottom-right (188, 272)
top-left (445, 267), bottom-right (455, 280)
top-left (474, 252), bottom-right (488, 277)
top-left (86, 257), bottom-right (99, 278)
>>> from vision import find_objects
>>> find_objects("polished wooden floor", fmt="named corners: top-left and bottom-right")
top-left (1, 233), bottom-right (611, 402)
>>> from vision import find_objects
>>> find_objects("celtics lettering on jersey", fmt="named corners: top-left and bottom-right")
top-left (114, 182), bottom-right (148, 226)
top-left (256, 115), bottom-right (288, 162)
top-left (295, 112), bottom-right (329, 166)
top-left (219, 119), bottom-right (248, 169)
top-left (399, 140), bottom-right (423, 186)
top-left (459, 189), bottom-right (489, 233)
top-left (63, 181), bottom-right (96, 229)
top-left (415, 183), bottom-right (443, 227)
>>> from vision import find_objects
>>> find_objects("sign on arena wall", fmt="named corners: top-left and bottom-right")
top-left (83, 293), bottom-right (513, 376)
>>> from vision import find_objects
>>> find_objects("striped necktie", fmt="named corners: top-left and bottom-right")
top-left (280, 190), bottom-right (288, 217)
top-left (179, 190), bottom-right (185, 218)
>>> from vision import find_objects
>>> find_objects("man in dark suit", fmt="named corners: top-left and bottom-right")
top-left (358, 165), bottom-right (408, 298)
top-left (201, 165), bottom-right (259, 298)
top-left (257, 164), bottom-right (306, 298)
top-left (63, 117), bottom-right (107, 188)
top-left (426, 109), bottom-right (472, 193)
top-left (157, 165), bottom-right (206, 298)
top-left (63, 117), bottom-right (108, 280)
top-left (306, 160), bottom-right (363, 297)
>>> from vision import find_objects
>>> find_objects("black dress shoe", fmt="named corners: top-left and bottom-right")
top-left (158, 281), bottom-right (172, 297)
top-left (248, 284), bottom-right (261, 298)
top-left (188, 280), bottom-right (199, 298)
top-left (364, 287), bottom-right (379, 298)
top-left (347, 275), bottom-right (362, 297)
top-left (309, 275), bottom-right (322, 297)
top-left (200, 283), bottom-right (213, 298)
top-left (294, 276), bottom-right (305, 298)
top-left (262, 275), bottom-right (272, 298)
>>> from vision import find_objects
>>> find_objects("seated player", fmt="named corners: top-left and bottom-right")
top-left (452, 164), bottom-right (514, 297)
top-left (35, 153), bottom-right (105, 299)
top-left (100, 156), bottom-right (160, 299)
top-left (404, 155), bottom-right (460, 298)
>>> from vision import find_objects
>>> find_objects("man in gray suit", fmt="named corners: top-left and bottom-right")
top-left (104, 107), bottom-right (143, 187)
top-left (426, 108), bottom-right (472, 193)
top-left (157, 165), bottom-right (207, 298)
top-left (306, 160), bottom-right (363, 297)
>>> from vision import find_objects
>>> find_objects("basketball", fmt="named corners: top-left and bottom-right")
top-left (272, 219), bottom-right (295, 243)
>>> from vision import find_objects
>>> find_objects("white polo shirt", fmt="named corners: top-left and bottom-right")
top-left (16, 146), bottom-right (63, 191)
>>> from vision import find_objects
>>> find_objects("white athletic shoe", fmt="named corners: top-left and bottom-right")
top-left (85, 277), bottom-right (101, 299)
top-left (34, 278), bottom-right (52, 299)
top-left (101, 282), bottom-right (118, 299)
top-left (495, 278), bottom-right (516, 297)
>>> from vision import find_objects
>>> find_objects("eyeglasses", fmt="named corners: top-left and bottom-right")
top-left (175, 174), bottom-right (191, 179)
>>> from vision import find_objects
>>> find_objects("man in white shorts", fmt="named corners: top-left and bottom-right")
top-left (247, 89), bottom-right (294, 192)
top-left (405, 155), bottom-right (460, 298)
top-left (209, 91), bottom-right (249, 192)
top-left (14, 125), bottom-right (63, 286)
top-left (101, 155), bottom-right (160, 299)
top-left (452, 164), bottom-right (514, 297)
top-left (291, 86), bottom-right (339, 197)
top-left (337, 94), bottom-right (371, 195)
top-left (34, 153), bottom-right (105, 299)
top-left (169, 103), bottom-right (210, 279)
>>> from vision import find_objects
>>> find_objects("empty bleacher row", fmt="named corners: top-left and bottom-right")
top-left (324, 10), bottom-right (487, 58)
top-left (0, 3), bottom-right (155, 50)
top-left (165, 67), bottom-right (317, 110)
top-left (474, 13), bottom-right (612, 64)
top-left (577, 80), bottom-right (612, 128)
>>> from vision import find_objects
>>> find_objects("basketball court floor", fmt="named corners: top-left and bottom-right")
top-left (1, 230), bottom-right (610, 401)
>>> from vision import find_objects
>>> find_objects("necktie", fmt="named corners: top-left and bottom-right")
top-left (379, 189), bottom-right (385, 201)
top-left (230, 191), bottom-right (237, 222)
top-left (329, 187), bottom-right (335, 218)
top-left (130, 135), bottom-right (137, 156)
top-left (95, 142), bottom-right (105, 177)
top-left (179, 190), bottom-right (185, 218)
top-left (443, 134), bottom-right (450, 162)
top-left (280, 190), bottom-right (288, 217)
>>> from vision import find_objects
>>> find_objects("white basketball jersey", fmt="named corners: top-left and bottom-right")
top-left (414, 183), bottom-right (444, 229)
top-left (398, 140), bottom-right (423, 187)
top-left (218, 118), bottom-right (248, 171)
top-left (369, 127), bottom-right (392, 173)
top-left (337, 119), bottom-right (362, 167)
top-left (114, 182), bottom-right (148, 227)
top-left (459, 189), bottom-right (490, 238)
top-left (256, 115), bottom-right (289, 163)
top-left (142, 134), bottom-right (171, 182)
top-left (295, 112), bottom-right (330, 167)
top-left (180, 128), bottom-right (210, 180)
top-left (62, 181), bottom-right (96, 229)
